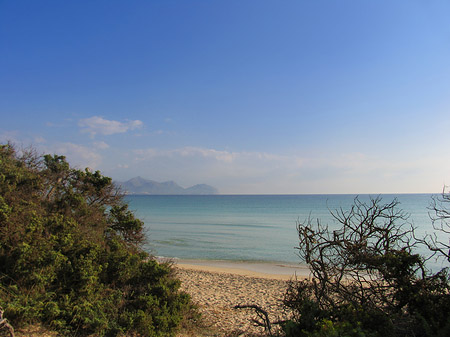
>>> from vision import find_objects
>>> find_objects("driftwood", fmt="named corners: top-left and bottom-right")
top-left (234, 304), bottom-right (286, 336)
top-left (0, 308), bottom-right (15, 337)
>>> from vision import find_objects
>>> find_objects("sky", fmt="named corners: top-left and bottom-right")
top-left (1, 0), bottom-right (450, 194)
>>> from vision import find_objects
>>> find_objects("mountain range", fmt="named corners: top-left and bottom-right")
top-left (116, 176), bottom-right (218, 195)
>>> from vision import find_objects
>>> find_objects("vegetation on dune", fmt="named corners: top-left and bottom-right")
top-left (3, 141), bottom-right (450, 337)
top-left (283, 196), bottom-right (450, 337)
top-left (0, 143), bottom-right (193, 336)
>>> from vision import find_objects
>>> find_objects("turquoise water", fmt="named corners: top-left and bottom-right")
top-left (126, 194), bottom-right (444, 266)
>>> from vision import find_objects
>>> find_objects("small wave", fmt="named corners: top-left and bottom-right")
top-left (153, 238), bottom-right (190, 247)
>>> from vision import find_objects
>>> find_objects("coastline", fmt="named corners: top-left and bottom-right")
top-left (171, 258), bottom-right (311, 280)
top-left (170, 259), bottom-right (310, 336)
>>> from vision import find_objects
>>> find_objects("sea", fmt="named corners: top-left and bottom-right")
top-left (125, 194), bottom-right (449, 270)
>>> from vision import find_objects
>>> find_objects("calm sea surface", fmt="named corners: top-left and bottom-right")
top-left (126, 194), bottom-right (445, 266)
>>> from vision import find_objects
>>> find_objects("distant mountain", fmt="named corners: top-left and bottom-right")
top-left (117, 177), bottom-right (218, 195)
top-left (184, 184), bottom-right (218, 195)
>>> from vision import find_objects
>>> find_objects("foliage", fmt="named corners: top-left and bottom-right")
top-left (418, 188), bottom-right (450, 263)
top-left (283, 196), bottom-right (450, 337)
top-left (0, 144), bottom-right (192, 336)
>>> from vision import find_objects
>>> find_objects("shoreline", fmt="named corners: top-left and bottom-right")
top-left (174, 263), bottom-right (295, 336)
top-left (160, 259), bottom-right (310, 335)
top-left (160, 257), bottom-right (311, 280)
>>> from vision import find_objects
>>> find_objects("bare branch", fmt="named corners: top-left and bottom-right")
top-left (234, 304), bottom-right (277, 336)
top-left (0, 308), bottom-right (15, 337)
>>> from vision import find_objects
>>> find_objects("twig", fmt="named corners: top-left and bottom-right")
top-left (234, 304), bottom-right (274, 336)
top-left (0, 308), bottom-right (15, 337)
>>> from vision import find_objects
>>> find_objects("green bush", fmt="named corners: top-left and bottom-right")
top-left (283, 197), bottom-right (450, 337)
top-left (0, 144), bottom-right (192, 336)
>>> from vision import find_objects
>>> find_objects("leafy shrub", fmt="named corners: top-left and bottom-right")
top-left (0, 144), bottom-right (192, 336)
top-left (283, 197), bottom-right (450, 337)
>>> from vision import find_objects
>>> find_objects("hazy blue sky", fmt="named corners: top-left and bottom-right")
top-left (1, 0), bottom-right (450, 194)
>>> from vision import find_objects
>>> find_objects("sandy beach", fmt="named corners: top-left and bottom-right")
top-left (174, 260), bottom-right (310, 336)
